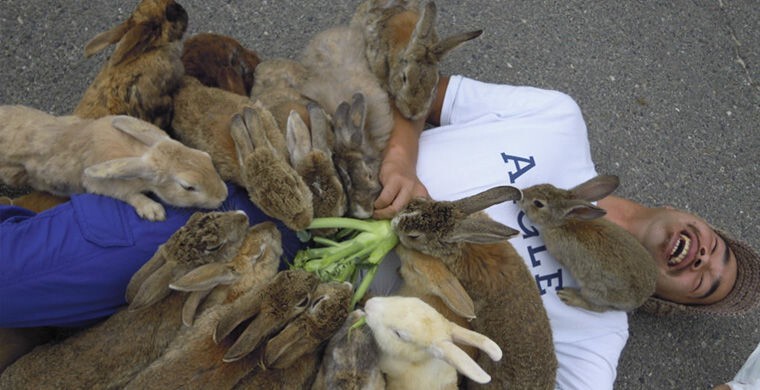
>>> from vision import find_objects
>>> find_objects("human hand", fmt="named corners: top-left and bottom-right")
top-left (372, 147), bottom-right (429, 220)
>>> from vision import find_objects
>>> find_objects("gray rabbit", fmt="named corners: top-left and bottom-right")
top-left (509, 174), bottom-right (658, 312)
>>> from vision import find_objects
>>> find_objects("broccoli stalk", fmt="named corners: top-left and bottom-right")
top-left (292, 217), bottom-right (398, 307)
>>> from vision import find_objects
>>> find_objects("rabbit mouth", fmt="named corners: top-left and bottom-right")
top-left (667, 232), bottom-right (692, 266)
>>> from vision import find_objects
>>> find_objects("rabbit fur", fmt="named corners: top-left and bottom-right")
top-left (74, 0), bottom-right (188, 130)
top-left (331, 93), bottom-right (384, 218)
top-left (351, 0), bottom-right (483, 120)
top-left (311, 310), bottom-right (386, 390)
top-left (1, 191), bottom-right (69, 213)
top-left (251, 58), bottom-right (313, 133)
top-left (363, 296), bottom-right (503, 389)
top-left (0, 211), bottom-right (253, 389)
top-left (171, 77), bottom-right (314, 230)
top-left (287, 104), bottom-right (348, 219)
top-left (233, 281), bottom-right (353, 389)
top-left (0, 105), bottom-right (227, 221)
top-left (392, 186), bottom-right (557, 389)
top-left (510, 174), bottom-right (658, 312)
top-left (182, 32), bottom-right (261, 97)
top-left (124, 269), bottom-right (320, 389)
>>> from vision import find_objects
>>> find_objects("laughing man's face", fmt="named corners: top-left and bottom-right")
top-left (634, 207), bottom-right (737, 305)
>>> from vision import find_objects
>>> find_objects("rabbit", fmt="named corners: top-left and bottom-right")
top-left (1, 191), bottom-right (69, 213)
top-left (510, 174), bottom-right (659, 312)
top-left (0, 211), bottom-right (254, 389)
top-left (233, 281), bottom-right (353, 389)
top-left (74, 0), bottom-right (188, 130)
top-left (351, 0), bottom-right (483, 120)
top-left (287, 103), bottom-right (347, 219)
top-left (123, 269), bottom-right (320, 389)
top-left (332, 93), bottom-right (384, 218)
top-left (0, 105), bottom-right (227, 221)
top-left (171, 75), bottom-right (264, 181)
top-left (230, 104), bottom-right (314, 230)
top-left (299, 22), bottom-right (394, 153)
top-left (311, 310), bottom-right (386, 390)
top-left (182, 32), bottom-right (261, 97)
top-left (391, 186), bottom-right (557, 389)
top-left (362, 296), bottom-right (502, 390)
top-left (251, 58), bottom-right (313, 132)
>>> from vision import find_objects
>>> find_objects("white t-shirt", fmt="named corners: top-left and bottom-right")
top-left (372, 75), bottom-right (628, 390)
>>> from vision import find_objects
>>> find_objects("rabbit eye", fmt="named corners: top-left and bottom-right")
top-left (296, 295), bottom-right (311, 309)
top-left (180, 182), bottom-right (197, 192)
top-left (401, 73), bottom-right (408, 83)
top-left (533, 200), bottom-right (545, 208)
top-left (205, 241), bottom-right (225, 253)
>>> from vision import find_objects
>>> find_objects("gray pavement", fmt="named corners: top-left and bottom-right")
top-left (1, 1), bottom-right (759, 388)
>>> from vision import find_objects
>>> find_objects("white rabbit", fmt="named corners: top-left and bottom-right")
top-left (362, 296), bottom-right (502, 390)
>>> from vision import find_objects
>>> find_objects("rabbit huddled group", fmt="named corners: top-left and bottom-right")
top-left (1, 0), bottom-right (656, 389)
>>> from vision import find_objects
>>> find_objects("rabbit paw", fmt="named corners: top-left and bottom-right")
top-left (130, 196), bottom-right (167, 221)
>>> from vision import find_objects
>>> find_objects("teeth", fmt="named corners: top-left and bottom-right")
top-left (668, 234), bottom-right (691, 266)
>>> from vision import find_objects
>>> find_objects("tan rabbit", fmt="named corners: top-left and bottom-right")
top-left (74, 0), bottom-right (188, 129)
top-left (251, 58), bottom-right (313, 132)
top-left (392, 186), bottom-right (557, 389)
top-left (0, 211), bottom-right (256, 389)
top-left (311, 310), bottom-right (386, 390)
top-left (182, 32), bottom-right (261, 97)
top-left (287, 104), bottom-right (347, 219)
top-left (510, 174), bottom-right (658, 312)
top-left (0, 105), bottom-right (227, 221)
top-left (2, 191), bottom-right (69, 213)
top-left (352, 0), bottom-right (483, 120)
top-left (362, 296), bottom-right (502, 389)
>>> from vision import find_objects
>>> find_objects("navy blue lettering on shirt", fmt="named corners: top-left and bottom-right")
top-left (500, 151), bottom-right (563, 296)
top-left (501, 153), bottom-right (536, 184)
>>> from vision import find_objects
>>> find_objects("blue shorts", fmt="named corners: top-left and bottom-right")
top-left (0, 184), bottom-right (304, 328)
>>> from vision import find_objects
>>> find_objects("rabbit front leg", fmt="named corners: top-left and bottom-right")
top-left (557, 288), bottom-right (609, 312)
top-left (125, 192), bottom-right (167, 221)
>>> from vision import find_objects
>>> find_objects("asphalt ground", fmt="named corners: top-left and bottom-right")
top-left (1, 1), bottom-right (759, 388)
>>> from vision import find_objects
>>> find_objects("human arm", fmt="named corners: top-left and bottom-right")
top-left (372, 76), bottom-right (450, 219)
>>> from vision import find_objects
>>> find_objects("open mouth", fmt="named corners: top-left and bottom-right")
top-left (667, 232), bottom-right (691, 266)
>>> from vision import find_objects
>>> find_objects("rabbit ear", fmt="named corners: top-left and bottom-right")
top-left (430, 340), bottom-right (491, 384)
top-left (84, 157), bottom-right (154, 180)
top-left (449, 323), bottom-right (502, 362)
top-left (169, 262), bottom-right (240, 292)
top-left (308, 103), bottom-right (333, 158)
top-left (263, 320), bottom-right (313, 368)
top-left (111, 115), bottom-right (168, 146)
top-left (230, 111), bottom-right (255, 166)
top-left (433, 30), bottom-right (483, 60)
top-left (333, 101), bottom-right (363, 147)
top-left (83, 21), bottom-right (131, 57)
top-left (570, 175), bottom-right (620, 202)
top-left (562, 200), bottom-right (607, 221)
top-left (452, 186), bottom-right (522, 215)
top-left (181, 289), bottom-right (213, 327)
top-left (411, 2), bottom-right (437, 43)
top-left (126, 245), bottom-right (167, 303)
top-left (447, 217), bottom-right (519, 244)
top-left (129, 261), bottom-right (182, 311)
top-left (108, 22), bottom-right (160, 66)
top-left (286, 110), bottom-right (312, 167)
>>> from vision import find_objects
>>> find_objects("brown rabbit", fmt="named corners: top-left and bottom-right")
top-left (332, 93), bottom-right (384, 218)
top-left (0, 105), bottom-right (227, 221)
top-left (75, 0), bottom-right (188, 129)
top-left (352, 0), bottom-right (483, 120)
top-left (287, 104), bottom-right (347, 219)
top-left (0, 211), bottom-right (254, 389)
top-left (510, 174), bottom-right (658, 312)
top-left (250, 57), bottom-right (313, 132)
top-left (182, 32), bottom-right (261, 96)
top-left (2, 191), bottom-right (69, 213)
top-left (123, 269), bottom-right (320, 389)
top-left (311, 310), bottom-right (386, 390)
top-left (392, 186), bottom-right (557, 389)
